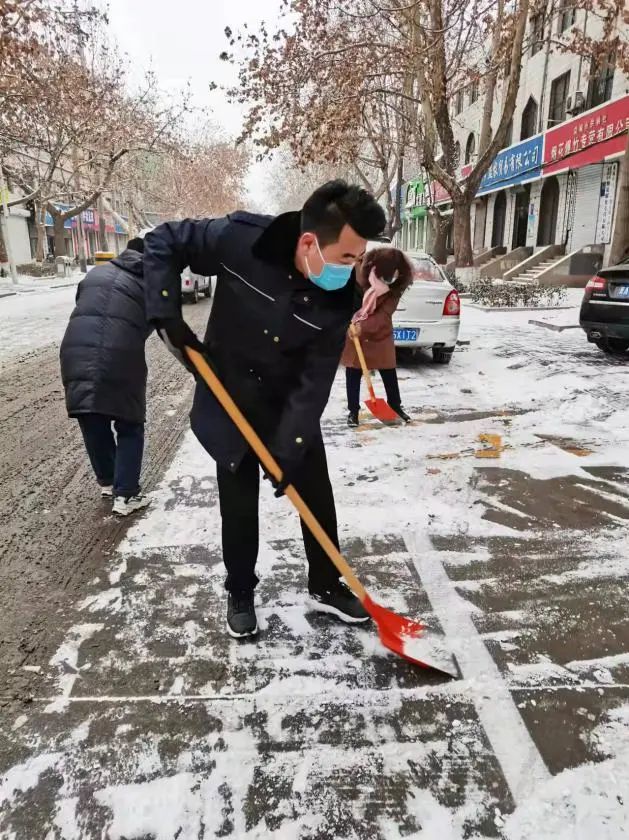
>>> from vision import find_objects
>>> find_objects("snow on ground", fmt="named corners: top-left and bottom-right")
top-left (0, 284), bottom-right (78, 360)
top-left (2, 294), bottom-right (629, 838)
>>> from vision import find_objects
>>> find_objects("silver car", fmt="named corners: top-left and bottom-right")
top-left (392, 252), bottom-right (461, 364)
top-left (181, 267), bottom-right (212, 304)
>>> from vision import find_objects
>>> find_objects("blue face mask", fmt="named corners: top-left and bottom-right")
top-left (305, 238), bottom-right (353, 291)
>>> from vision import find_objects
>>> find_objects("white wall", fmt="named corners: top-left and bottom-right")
top-left (5, 211), bottom-right (32, 264)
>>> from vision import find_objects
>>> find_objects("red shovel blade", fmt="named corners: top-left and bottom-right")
top-left (364, 397), bottom-right (401, 423)
top-left (363, 594), bottom-right (459, 678)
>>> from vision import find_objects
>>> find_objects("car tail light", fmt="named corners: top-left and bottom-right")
top-left (586, 276), bottom-right (607, 292)
top-left (443, 289), bottom-right (460, 316)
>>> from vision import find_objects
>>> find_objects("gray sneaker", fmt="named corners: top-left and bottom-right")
top-left (100, 485), bottom-right (114, 498)
top-left (112, 494), bottom-right (151, 516)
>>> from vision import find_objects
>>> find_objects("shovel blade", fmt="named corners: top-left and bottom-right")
top-left (363, 594), bottom-right (459, 678)
top-left (364, 397), bottom-right (400, 423)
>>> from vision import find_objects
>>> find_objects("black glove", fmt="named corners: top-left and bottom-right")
top-left (155, 317), bottom-right (205, 352)
top-left (155, 317), bottom-right (206, 373)
top-left (263, 457), bottom-right (302, 498)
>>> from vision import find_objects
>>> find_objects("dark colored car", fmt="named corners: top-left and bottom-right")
top-left (580, 258), bottom-right (629, 355)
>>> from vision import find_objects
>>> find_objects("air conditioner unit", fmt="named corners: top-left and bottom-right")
top-left (567, 91), bottom-right (585, 114)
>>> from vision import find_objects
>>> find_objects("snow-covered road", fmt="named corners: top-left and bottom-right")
top-left (0, 285), bottom-right (77, 361)
top-left (1, 293), bottom-right (628, 838)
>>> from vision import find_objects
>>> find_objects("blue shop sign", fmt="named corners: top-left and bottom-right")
top-left (44, 204), bottom-right (73, 229)
top-left (478, 134), bottom-right (543, 195)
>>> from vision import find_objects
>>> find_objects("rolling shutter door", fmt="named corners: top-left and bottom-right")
top-left (569, 164), bottom-right (602, 251)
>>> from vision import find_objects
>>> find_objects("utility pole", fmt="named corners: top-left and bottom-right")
top-left (0, 161), bottom-right (19, 285)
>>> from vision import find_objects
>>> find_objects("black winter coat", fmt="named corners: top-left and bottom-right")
top-left (143, 211), bottom-right (355, 471)
top-left (60, 249), bottom-right (152, 424)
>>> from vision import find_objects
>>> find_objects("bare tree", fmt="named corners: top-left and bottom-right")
top-left (0, 13), bottom-right (191, 256)
top-left (137, 123), bottom-right (250, 221)
top-left (0, 0), bottom-right (98, 262)
top-left (225, 0), bottom-right (627, 266)
top-left (260, 148), bottom-right (355, 214)
top-left (224, 3), bottom-right (409, 236)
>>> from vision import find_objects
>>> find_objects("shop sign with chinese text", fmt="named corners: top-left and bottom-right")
top-left (544, 95), bottom-right (629, 175)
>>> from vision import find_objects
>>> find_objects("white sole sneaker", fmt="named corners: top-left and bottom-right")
top-left (100, 486), bottom-right (114, 498)
top-left (306, 597), bottom-right (370, 624)
top-left (226, 620), bottom-right (259, 639)
top-left (112, 495), bottom-right (151, 516)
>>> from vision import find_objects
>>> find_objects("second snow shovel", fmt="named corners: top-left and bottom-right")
top-left (185, 346), bottom-right (458, 679)
top-left (350, 324), bottom-right (400, 423)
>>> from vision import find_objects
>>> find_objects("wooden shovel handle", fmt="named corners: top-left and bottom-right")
top-left (349, 325), bottom-right (376, 399)
top-left (186, 347), bottom-right (368, 602)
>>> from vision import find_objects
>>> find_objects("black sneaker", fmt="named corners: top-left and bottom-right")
top-left (347, 410), bottom-right (359, 427)
top-left (308, 581), bottom-right (370, 624)
top-left (391, 405), bottom-right (411, 423)
top-left (226, 591), bottom-right (258, 638)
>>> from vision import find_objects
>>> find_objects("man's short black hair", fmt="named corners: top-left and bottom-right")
top-left (301, 180), bottom-right (386, 246)
top-left (126, 236), bottom-right (145, 254)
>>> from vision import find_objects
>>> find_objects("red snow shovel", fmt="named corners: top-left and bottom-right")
top-left (186, 347), bottom-right (458, 679)
top-left (350, 325), bottom-right (400, 423)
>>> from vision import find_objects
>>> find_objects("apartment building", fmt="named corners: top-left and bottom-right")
top-left (401, 7), bottom-right (629, 273)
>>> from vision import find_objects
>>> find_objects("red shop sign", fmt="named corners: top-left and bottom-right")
top-left (544, 95), bottom-right (629, 175)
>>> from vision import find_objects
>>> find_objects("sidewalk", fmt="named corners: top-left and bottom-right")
top-left (0, 271), bottom-right (84, 297)
top-left (1, 310), bottom-right (628, 838)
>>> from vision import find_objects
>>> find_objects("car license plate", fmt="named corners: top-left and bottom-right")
top-left (616, 285), bottom-right (629, 298)
top-left (393, 328), bottom-right (418, 341)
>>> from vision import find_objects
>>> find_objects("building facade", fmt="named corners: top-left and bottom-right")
top-left (400, 8), bottom-right (629, 268)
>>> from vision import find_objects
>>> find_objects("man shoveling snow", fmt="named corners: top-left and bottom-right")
top-left (144, 181), bottom-right (386, 638)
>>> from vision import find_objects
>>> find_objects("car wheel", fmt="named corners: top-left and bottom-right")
top-left (203, 280), bottom-right (212, 298)
top-left (432, 346), bottom-right (454, 364)
top-left (595, 338), bottom-right (629, 355)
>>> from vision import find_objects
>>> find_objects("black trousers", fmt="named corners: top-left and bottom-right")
top-left (77, 413), bottom-right (144, 497)
top-left (345, 367), bottom-right (402, 414)
top-left (216, 435), bottom-right (341, 594)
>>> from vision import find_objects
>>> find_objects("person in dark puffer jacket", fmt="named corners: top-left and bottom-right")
top-left (59, 234), bottom-right (153, 516)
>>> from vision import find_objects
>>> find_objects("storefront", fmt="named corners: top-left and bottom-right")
top-left (400, 179), bottom-right (427, 251)
top-left (44, 207), bottom-right (74, 257)
top-left (476, 134), bottom-right (543, 252)
top-left (541, 94), bottom-right (629, 259)
top-left (400, 94), bottom-right (629, 264)
top-left (43, 205), bottom-right (127, 258)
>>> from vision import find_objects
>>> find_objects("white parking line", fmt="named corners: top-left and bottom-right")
top-left (407, 527), bottom-right (552, 804)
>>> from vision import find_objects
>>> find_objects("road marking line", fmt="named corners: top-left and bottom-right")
top-left (407, 527), bottom-right (552, 804)
top-left (32, 682), bottom-right (629, 708)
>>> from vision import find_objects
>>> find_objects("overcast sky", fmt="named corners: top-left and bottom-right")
top-left (106, 0), bottom-right (283, 208)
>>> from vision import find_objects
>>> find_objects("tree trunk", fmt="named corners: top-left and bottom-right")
top-left (609, 133), bottom-right (629, 264)
top-left (0, 225), bottom-right (7, 263)
top-left (53, 214), bottom-right (67, 257)
top-left (429, 211), bottom-right (450, 265)
top-left (478, 0), bottom-right (505, 157)
top-left (453, 201), bottom-right (474, 267)
top-left (34, 202), bottom-right (46, 262)
top-left (97, 194), bottom-right (108, 250)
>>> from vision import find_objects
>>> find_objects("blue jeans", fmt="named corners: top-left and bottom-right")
top-left (77, 414), bottom-right (144, 498)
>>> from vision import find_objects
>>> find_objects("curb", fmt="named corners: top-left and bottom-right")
top-left (465, 303), bottom-right (575, 313)
top-left (529, 319), bottom-right (580, 332)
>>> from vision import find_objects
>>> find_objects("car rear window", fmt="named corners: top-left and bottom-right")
top-left (409, 258), bottom-right (443, 283)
